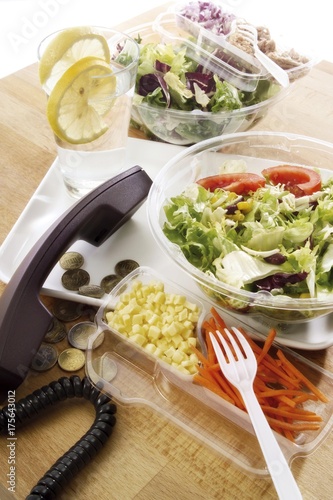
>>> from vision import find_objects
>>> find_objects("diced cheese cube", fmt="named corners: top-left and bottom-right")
top-left (164, 346), bottom-right (176, 359)
top-left (171, 334), bottom-right (183, 347)
top-left (172, 350), bottom-right (185, 364)
top-left (154, 291), bottom-right (165, 304)
top-left (145, 343), bottom-right (157, 354)
top-left (178, 309), bottom-right (188, 322)
top-left (131, 324), bottom-right (142, 335)
top-left (132, 314), bottom-right (143, 325)
top-left (130, 333), bottom-right (146, 347)
top-left (148, 325), bottom-right (161, 341)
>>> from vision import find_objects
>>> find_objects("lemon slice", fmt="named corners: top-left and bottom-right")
top-left (39, 26), bottom-right (111, 90)
top-left (47, 56), bottom-right (116, 144)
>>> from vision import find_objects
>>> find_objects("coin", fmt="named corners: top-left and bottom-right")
top-left (59, 251), bottom-right (84, 270)
top-left (58, 348), bottom-right (85, 372)
top-left (78, 284), bottom-right (105, 299)
top-left (78, 305), bottom-right (98, 322)
top-left (68, 322), bottom-right (99, 350)
top-left (44, 317), bottom-right (67, 343)
top-left (53, 299), bottom-right (82, 322)
top-left (30, 343), bottom-right (58, 372)
top-left (100, 274), bottom-right (122, 293)
top-left (61, 268), bottom-right (90, 291)
top-left (115, 259), bottom-right (139, 277)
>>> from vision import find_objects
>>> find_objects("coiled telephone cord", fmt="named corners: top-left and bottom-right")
top-left (0, 375), bottom-right (116, 499)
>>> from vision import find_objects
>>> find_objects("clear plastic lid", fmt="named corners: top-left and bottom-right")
top-left (86, 266), bottom-right (333, 476)
top-left (153, 12), bottom-right (263, 92)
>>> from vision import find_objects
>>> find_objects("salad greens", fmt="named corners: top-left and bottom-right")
top-left (162, 169), bottom-right (333, 301)
top-left (133, 40), bottom-right (278, 113)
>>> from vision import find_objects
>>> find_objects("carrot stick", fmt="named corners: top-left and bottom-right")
top-left (266, 416), bottom-right (321, 432)
top-left (211, 307), bottom-right (227, 331)
top-left (277, 350), bottom-right (329, 403)
top-left (193, 374), bottom-right (235, 404)
top-left (192, 307), bottom-right (329, 442)
top-left (261, 406), bottom-right (323, 421)
top-left (256, 328), bottom-right (276, 364)
top-left (205, 328), bottom-right (218, 365)
top-left (191, 344), bottom-right (210, 367)
top-left (258, 388), bottom-right (314, 399)
top-left (211, 370), bottom-right (245, 410)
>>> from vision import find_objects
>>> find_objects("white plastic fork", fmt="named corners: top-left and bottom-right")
top-left (209, 327), bottom-right (302, 500)
top-left (234, 22), bottom-right (290, 88)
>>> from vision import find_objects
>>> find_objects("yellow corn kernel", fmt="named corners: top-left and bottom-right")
top-left (237, 200), bottom-right (253, 213)
top-left (231, 211), bottom-right (245, 221)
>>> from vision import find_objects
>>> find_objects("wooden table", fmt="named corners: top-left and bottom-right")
top-left (1, 4), bottom-right (333, 499)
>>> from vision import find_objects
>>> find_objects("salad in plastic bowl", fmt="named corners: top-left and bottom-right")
top-left (127, 20), bottom-right (287, 145)
top-left (147, 131), bottom-right (333, 323)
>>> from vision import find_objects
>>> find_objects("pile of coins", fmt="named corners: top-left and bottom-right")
top-left (30, 299), bottom-right (99, 373)
top-left (59, 251), bottom-right (140, 297)
top-left (30, 255), bottom-right (141, 375)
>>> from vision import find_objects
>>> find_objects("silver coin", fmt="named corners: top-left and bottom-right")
top-left (30, 343), bottom-right (58, 372)
top-left (68, 321), bottom-right (100, 350)
top-left (44, 317), bottom-right (67, 343)
top-left (115, 259), bottom-right (139, 277)
top-left (59, 251), bottom-right (84, 270)
top-left (78, 284), bottom-right (105, 299)
top-left (53, 299), bottom-right (82, 322)
top-left (61, 268), bottom-right (90, 291)
top-left (100, 274), bottom-right (122, 293)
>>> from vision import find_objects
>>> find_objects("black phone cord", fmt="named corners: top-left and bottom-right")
top-left (0, 375), bottom-right (117, 499)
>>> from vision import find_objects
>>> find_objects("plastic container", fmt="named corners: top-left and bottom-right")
top-left (174, 1), bottom-right (317, 83)
top-left (86, 266), bottom-right (333, 476)
top-left (93, 266), bottom-right (206, 379)
top-left (147, 131), bottom-right (333, 324)
top-left (154, 11), bottom-right (263, 92)
top-left (127, 21), bottom-right (288, 146)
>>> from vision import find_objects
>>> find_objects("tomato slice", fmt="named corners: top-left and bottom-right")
top-left (196, 173), bottom-right (265, 195)
top-left (262, 165), bottom-right (322, 197)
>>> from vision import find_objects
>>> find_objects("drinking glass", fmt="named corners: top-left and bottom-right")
top-left (38, 27), bottom-right (140, 198)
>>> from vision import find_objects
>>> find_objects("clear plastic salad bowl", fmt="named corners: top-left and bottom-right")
top-left (126, 20), bottom-right (290, 146)
top-left (147, 131), bottom-right (333, 324)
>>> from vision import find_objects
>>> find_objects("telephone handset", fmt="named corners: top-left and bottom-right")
top-left (0, 165), bottom-right (152, 402)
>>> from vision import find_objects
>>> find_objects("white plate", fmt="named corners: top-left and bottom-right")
top-left (1, 137), bottom-right (332, 350)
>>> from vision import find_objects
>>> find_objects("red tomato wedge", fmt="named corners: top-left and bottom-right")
top-left (196, 173), bottom-right (265, 195)
top-left (262, 165), bottom-right (322, 197)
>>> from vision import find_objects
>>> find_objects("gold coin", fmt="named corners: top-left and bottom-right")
top-left (100, 274), bottom-right (122, 293)
top-left (58, 348), bottom-right (85, 371)
top-left (59, 251), bottom-right (84, 270)
top-left (114, 259), bottom-right (139, 278)
top-left (78, 284), bottom-right (105, 299)
top-left (44, 317), bottom-right (67, 343)
top-left (61, 268), bottom-right (90, 290)
top-left (53, 299), bottom-right (82, 321)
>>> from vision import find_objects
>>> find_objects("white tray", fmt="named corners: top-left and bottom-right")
top-left (1, 137), bottom-right (333, 350)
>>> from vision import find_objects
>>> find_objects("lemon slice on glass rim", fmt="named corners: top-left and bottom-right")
top-left (47, 56), bottom-right (116, 144)
top-left (39, 26), bottom-right (111, 90)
